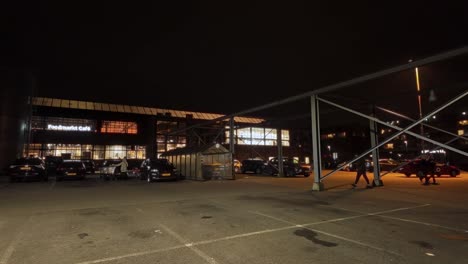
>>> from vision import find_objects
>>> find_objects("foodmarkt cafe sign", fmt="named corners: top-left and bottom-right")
top-left (47, 124), bottom-right (92, 132)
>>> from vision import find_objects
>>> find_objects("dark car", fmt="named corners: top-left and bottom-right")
top-left (139, 158), bottom-right (179, 182)
top-left (127, 159), bottom-right (144, 178)
top-left (8, 157), bottom-right (48, 182)
top-left (241, 159), bottom-right (266, 174)
top-left (263, 157), bottom-right (310, 177)
top-left (398, 159), bottom-right (460, 177)
top-left (44, 156), bottom-right (63, 175)
top-left (81, 160), bottom-right (96, 174)
top-left (56, 160), bottom-right (87, 181)
top-left (338, 159), bottom-right (373, 172)
top-left (378, 158), bottom-right (400, 171)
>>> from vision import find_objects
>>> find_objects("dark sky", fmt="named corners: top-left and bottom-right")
top-left (4, 1), bottom-right (468, 116)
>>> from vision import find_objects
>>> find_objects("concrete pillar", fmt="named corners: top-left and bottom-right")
top-left (229, 117), bottom-right (235, 179)
top-left (311, 95), bottom-right (324, 191)
top-left (370, 110), bottom-right (384, 186)
top-left (146, 116), bottom-right (157, 159)
top-left (0, 70), bottom-right (34, 173)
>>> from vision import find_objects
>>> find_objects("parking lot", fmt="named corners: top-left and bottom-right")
top-left (1, 171), bottom-right (468, 264)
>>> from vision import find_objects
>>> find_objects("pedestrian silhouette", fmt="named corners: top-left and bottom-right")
top-left (352, 155), bottom-right (372, 189)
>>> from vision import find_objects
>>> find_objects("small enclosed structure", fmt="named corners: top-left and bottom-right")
top-left (161, 143), bottom-right (234, 181)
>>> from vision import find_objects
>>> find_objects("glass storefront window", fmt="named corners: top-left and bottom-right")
top-left (24, 144), bottom-right (146, 160)
top-left (225, 127), bottom-right (289, 146)
top-left (106, 145), bottom-right (126, 159)
top-left (93, 145), bottom-right (105, 160)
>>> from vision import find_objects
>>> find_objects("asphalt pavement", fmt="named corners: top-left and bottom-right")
top-left (1, 171), bottom-right (467, 264)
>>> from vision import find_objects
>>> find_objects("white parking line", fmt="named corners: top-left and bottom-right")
top-left (251, 211), bottom-right (403, 257)
top-left (0, 216), bottom-right (32, 264)
top-left (74, 222), bottom-right (307, 263)
top-left (74, 203), bottom-right (442, 264)
top-left (134, 207), bottom-right (218, 264)
top-left (75, 245), bottom-right (186, 264)
top-left (319, 203), bottom-right (468, 233)
top-left (159, 224), bottom-right (218, 264)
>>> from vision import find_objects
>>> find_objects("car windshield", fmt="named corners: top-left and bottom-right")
top-left (60, 162), bottom-right (83, 168)
top-left (14, 158), bottom-right (43, 165)
top-left (103, 160), bottom-right (121, 166)
top-left (149, 159), bottom-right (171, 166)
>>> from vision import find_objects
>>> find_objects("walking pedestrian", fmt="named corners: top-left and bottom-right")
top-left (352, 156), bottom-right (372, 189)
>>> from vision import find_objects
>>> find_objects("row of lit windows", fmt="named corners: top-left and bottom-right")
top-left (224, 127), bottom-right (290, 146)
top-left (24, 144), bottom-right (146, 160)
top-left (157, 135), bottom-right (187, 153)
top-left (100, 121), bottom-right (137, 134)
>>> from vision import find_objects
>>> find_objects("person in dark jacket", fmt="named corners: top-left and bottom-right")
top-left (352, 156), bottom-right (372, 189)
top-left (423, 156), bottom-right (438, 185)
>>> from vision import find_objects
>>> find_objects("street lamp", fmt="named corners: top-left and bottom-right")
top-left (409, 60), bottom-right (425, 152)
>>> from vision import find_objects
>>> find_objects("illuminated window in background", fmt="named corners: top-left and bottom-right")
top-left (157, 121), bottom-right (179, 133)
top-left (252, 127), bottom-right (265, 145)
top-left (237, 127), bottom-right (252, 144)
top-left (106, 145), bottom-right (126, 159)
top-left (45, 144), bottom-right (83, 159)
top-left (224, 127), bottom-right (290, 146)
top-left (321, 133), bottom-right (335, 139)
top-left (281, 130), bottom-right (290, 147)
top-left (385, 143), bottom-right (394, 150)
top-left (101, 121), bottom-right (137, 134)
top-left (458, 120), bottom-right (468, 126)
top-left (126, 145), bottom-right (146, 159)
top-left (93, 145), bottom-right (105, 160)
top-left (458, 130), bottom-right (465, 136)
top-left (23, 144), bottom-right (42, 158)
top-left (338, 132), bottom-right (347, 138)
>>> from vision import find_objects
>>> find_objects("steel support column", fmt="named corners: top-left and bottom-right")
top-left (229, 117), bottom-right (236, 179)
top-left (311, 95), bottom-right (324, 191)
top-left (277, 128), bottom-right (284, 177)
top-left (369, 110), bottom-right (383, 186)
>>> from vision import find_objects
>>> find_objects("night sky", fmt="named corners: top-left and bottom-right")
top-left (5, 2), bottom-right (468, 117)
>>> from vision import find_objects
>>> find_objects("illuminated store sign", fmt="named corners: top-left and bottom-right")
top-left (47, 124), bottom-right (92, 132)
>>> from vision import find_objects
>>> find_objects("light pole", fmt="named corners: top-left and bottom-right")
top-left (415, 67), bottom-right (425, 151)
top-left (411, 62), bottom-right (425, 152)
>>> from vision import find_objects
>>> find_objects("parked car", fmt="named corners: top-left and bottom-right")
top-left (233, 159), bottom-right (242, 173)
top-left (378, 158), bottom-right (400, 171)
top-left (338, 159), bottom-right (372, 172)
top-left (56, 160), bottom-right (87, 181)
top-left (7, 157), bottom-right (48, 182)
top-left (44, 156), bottom-right (63, 175)
top-left (127, 159), bottom-right (144, 178)
top-left (263, 157), bottom-right (310, 177)
top-left (98, 159), bottom-right (123, 180)
top-left (398, 159), bottom-right (460, 177)
top-left (81, 159), bottom-right (96, 174)
top-left (241, 159), bottom-right (266, 174)
top-left (139, 158), bottom-right (179, 182)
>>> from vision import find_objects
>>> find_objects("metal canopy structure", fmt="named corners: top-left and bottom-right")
top-left (159, 46), bottom-right (468, 191)
top-left (31, 97), bottom-right (265, 124)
